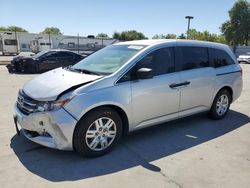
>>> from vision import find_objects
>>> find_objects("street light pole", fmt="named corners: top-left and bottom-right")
top-left (48, 31), bottom-right (51, 49)
top-left (185, 16), bottom-right (194, 39)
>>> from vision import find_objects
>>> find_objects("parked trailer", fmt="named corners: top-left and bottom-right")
top-left (0, 32), bottom-right (19, 55)
top-left (0, 32), bottom-right (118, 54)
top-left (30, 37), bottom-right (52, 53)
top-left (57, 37), bottom-right (117, 54)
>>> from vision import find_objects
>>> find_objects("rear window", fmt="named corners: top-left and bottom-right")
top-left (209, 48), bottom-right (235, 68)
top-left (178, 46), bottom-right (209, 70)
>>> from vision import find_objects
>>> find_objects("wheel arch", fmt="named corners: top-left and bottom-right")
top-left (72, 104), bottom-right (129, 150)
top-left (215, 85), bottom-right (233, 103)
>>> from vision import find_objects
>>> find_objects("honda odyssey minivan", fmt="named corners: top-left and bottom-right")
top-left (14, 39), bottom-right (242, 157)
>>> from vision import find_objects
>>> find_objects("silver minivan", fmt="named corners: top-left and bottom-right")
top-left (14, 40), bottom-right (243, 157)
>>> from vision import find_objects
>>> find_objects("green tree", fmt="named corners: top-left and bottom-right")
top-left (96, 33), bottom-right (109, 38)
top-left (177, 33), bottom-right (186, 39)
top-left (113, 32), bottom-right (120, 39)
top-left (152, 34), bottom-right (176, 39)
top-left (165, 34), bottom-right (177, 39)
top-left (112, 30), bottom-right (146, 41)
top-left (152, 34), bottom-right (165, 39)
top-left (221, 0), bottom-right (250, 46)
top-left (0, 26), bottom-right (28, 32)
top-left (40, 27), bottom-right (62, 35)
top-left (188, 29), bottom-right (226, 43)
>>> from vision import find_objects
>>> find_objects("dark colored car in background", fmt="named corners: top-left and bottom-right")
top-left (6, 49), bottom-right (85, 73)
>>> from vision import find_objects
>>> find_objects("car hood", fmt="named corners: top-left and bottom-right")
top-left (23, 68), bottom-right (102, 101)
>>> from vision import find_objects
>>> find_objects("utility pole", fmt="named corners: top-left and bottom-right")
top-left (77, 33), bottom-right (79, 54)
top-left (14, 27), bottom-right (18, 54)
top-left (185, 16), bottom-right (194, 39)
top-left (48, 31), bottom-right (51, 49)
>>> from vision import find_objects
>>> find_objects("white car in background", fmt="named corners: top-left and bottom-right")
top-left (237, 52), bottom-right (250, 64)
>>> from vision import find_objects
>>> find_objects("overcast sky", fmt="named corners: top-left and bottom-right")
top-left (0, 0), bottom-right (236, 38)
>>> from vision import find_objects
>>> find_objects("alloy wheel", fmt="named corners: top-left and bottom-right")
top-left (85, 117), bottom-right (117, 151)
top-left (216, 94), bottom-right (229, 116)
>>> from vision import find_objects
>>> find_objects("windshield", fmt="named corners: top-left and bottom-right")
top-left (32, 51), bottom-right (48, 59)
top-left (72, 44), bottom-right (145, 75)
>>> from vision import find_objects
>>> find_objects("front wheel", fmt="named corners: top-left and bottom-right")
top-left (209, 89), bottom-right (231, 119)
top-left (73, 107), bottom-right (122, 157)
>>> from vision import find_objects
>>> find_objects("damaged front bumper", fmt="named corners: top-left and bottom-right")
top-left (6, 64), bottom-right (17, 73)
top-left (14, 103), bottom-right (77, 150)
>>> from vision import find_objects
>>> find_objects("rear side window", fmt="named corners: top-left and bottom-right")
top-left (137, 47), bottom-right (175, 76)
top-left (43, 52), bottom-right (57, 60)
top-left (74, 53), bottom-right (83, 60)
top-left (178, 46), bottom-right (209, 70)
top-left (57, 52), bottom-right (73, 59)
top-left (209, 48), bottom-right (235, 68)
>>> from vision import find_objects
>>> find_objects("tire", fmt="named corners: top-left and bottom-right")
top-left (73, 107), bottom-right (123, 157)
top-left (209, 89), bottom-right (232, 120)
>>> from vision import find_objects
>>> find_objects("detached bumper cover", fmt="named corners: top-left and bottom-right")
top-left (14, 104), bottom-right (77, 150)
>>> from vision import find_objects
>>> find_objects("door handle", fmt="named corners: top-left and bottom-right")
top-left (169, 83), bottom-right (182, 88)
top-left (182, 81), bottom-right (190, 86)
top-left (169, 81), bottom-right (191, 89)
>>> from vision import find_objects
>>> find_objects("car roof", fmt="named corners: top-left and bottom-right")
top-left (114, 39), bottom-right (229, 49)
top-left (43, 49), bottom-right (82, 55)
top-left (46, 49), bottom-right (72, 52)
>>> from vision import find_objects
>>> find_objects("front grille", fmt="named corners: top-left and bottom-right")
top-left (17, 90), bottom-right (38, 115)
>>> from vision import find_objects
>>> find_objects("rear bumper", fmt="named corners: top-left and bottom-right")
top-left (14, 103), bottom-right (77, 150)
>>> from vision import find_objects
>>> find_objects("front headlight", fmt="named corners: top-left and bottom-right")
top-left (36, 95), bottom-right (75, 112)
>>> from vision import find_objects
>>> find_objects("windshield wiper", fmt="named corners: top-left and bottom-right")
top-left (66, 66), bottom-right (100, 75)
top-left (80, 69), bottom-right (101, 75)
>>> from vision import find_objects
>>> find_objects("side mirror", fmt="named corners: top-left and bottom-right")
top-left (136, 68), bottom-right (153, 79)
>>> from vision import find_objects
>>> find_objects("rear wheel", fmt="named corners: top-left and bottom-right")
top-left (209, 89), bottom-right (231, 119)
top-left (73, 107), bottom-right (122, 157)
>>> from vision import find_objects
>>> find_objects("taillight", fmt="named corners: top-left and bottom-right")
top-left (240, 69), bottom-right (243, 76)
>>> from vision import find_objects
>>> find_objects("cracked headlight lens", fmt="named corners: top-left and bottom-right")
top-left (36, 95), bottom-right (75, 112)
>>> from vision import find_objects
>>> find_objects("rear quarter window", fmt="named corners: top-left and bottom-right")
top-left (208, 48), bottom-right (235, 68)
